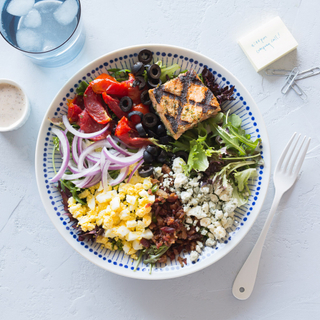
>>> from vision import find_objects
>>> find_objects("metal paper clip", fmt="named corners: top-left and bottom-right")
top-left (281, 67), bottom-right (300, 94)
top-left (291, 82), bottom-right (308, 101)
top-left (265, 66), bottom-right (320, 81)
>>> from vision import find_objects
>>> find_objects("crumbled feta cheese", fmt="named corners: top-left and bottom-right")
top-left (205, 238), bottom-right (216, 247)
top-left (200, 218), bottom-right (211, 227)
top-left (153, 167), bottom-right (162, 178)
top-left (210, 194), bottom-right (219, 203)
top-left (174, 173), bottom-right (188, 189)
top-left (214, 226), bottom-right (226, 239)
top-left (215, 210), bottom-right (224, 220)
top-left (180, 189), bottom-right (193, 203)
top-left (202, 202), bottom-right (209, 214)
top-left (200, 229), bottom-right (208, 236)
top-left (196, 245), bottom-right (202, 254)
top-left (186, 217), bottom-right (193, 224)
top-left (190, 251), bottom-right (199, 262)
top-left (172, 157), bottom-right (185, 174)
top-left (201, 186), bottom-right (210, 194)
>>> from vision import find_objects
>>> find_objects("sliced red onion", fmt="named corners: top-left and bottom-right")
top-left (50, 128), bottom-right (70, 183)
top-left (78, 140), bottom-right (112, 171)
top-left (102, 160), bottom-right (111, 189)
top-left (127, 159), bottom-right (144, 183)
top-left (72, 135), bottom-right (79, 165)
top-left (84, 173), bottom-right (102, 188)
top-left (103, 147), bottom-right (145, 166)
top-left (62, 114), bottom-right (110, 139)
top-left (78, 136), bottom-right (83, 155)
top-left (73, 175), bottom-right (94, 189)
top-left (62, 161), bottom-right (101, 180)
top-left (106, 135), bottom-right (134, 156)
top-left (109, 166), bottom-right (130, 186)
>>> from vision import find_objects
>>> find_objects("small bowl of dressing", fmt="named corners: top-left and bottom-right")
top-left (0, 79), bottom-right (30, 132)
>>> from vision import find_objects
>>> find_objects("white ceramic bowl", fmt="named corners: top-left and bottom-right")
top-left (35, 44), bottom-right (271, 280)
top-left (0, 79), bottom-right (30, 132)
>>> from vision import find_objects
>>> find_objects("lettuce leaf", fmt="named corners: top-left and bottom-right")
top-left (234, 168), bottom-right (258, 192)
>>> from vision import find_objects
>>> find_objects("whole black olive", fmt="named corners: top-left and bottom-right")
top-left (138, 49), bottom-right (153, 64)
top-left (138, 165), bottom-right (154, 177)
top-left (128, 111), bottom-right (144, 122)
top-left (131, 61), bottom-right (144, 76)
top-left (146, 145), bottom-right (160, 157)
top-left (148, 78), bottom-right (162, 88)
top-left (159, 135), bottom-right (173, 145)
top-left (175, 151), bottom-right (189, 163)
top-left (142, 113), bottom-right (158, 128)
top-left (119, 96), bottom-right (133, 112)
top-left (135, 123), bottom-right (147, 137)
top-left (140, 90), bottom-right (151, 105)
top-left (134, 75), bottom-right (146, 90)
top-left (147, 129), bottom-right (158, 138)
top-left (156, 123), bottom-right (166, 136)
top-left (157, 149), bottom-right (167, 163)
top-left (143, 149), bottom-right (155, 163)
top-left (147, 64), bottom-right (161, 80)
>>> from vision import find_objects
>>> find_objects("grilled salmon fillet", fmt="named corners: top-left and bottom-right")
top-left (149, 69), bottom-right (221, 140)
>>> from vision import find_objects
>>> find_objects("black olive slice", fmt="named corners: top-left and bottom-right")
top-left (156, 123), bottom-right (166, 136)
top-left (131, 61), bottom-right (144, 75)
top-left (147, 64), bottom-right (161, 80)
top-left (128, 111), bottom-right (144, 122)
top-left (159, 135), bottom-right (173, 145)
top-left (146, 145), bottom-right (159, 157)
top-left (140, 90), bottom-right (151, 105)
top-left (135, 123), bottom-right (147, 137)
top-left (134, 75), bottom-right (146, 90)
top-left (138, 49), bottom-right (153, 64)
top-left (148, 78), bottom-right (162, 88)
top-left (119, 96), bottom-right (133, 112)
top-left (143, 150), bottom-right (155, 163)
top-left (143, 113), bottom-right (158, 128)
top-left (147, 129), bottom-right (158, 138)
top-left (157, 149), bottom-right (167, 163)
top-left (175, 151), bottom-right (189, 163)
top-left (138, 165), bottom-right (154, 177)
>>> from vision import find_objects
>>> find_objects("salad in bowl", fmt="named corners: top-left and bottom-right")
top-left (36, 45), bottom-right (270, 279)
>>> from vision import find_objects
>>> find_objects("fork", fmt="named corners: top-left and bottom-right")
top-left (232, 133), bottom-right (311, 300)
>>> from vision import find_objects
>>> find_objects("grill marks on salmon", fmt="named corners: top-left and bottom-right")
top-left (149, 70), bottom-right (221, 140)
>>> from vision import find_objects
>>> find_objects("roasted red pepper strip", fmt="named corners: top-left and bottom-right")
top-left (115, 116), bottom-right (151, 148)
top-left (84, 86), bottom-right (111, 124)
top-left (90, 77), bottom-right (128, 96)
top-left (94, 73), bottom-right (117, 82)
top-left (127, 73), bottom-right (144, 104)
top-left (102, 93), bottom-right (128, 119)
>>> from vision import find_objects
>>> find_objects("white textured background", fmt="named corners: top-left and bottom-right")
top-left (1, 0), bottom-right (320, 319)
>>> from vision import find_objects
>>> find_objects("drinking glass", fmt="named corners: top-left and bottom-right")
top-left (0, 0), bottom-right (85, 67)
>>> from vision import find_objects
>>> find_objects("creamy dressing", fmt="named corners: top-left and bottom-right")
top-left (0, 83), bottom-right (26, 128)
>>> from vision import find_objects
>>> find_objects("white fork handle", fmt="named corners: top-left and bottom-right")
top-left (232, 190), bottom-right (283, 300)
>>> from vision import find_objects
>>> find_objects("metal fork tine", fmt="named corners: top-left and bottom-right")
top-left (288, 136), bottom-right (306, 173)
top-left (292, 137), bottom-right (311, 174)
top-left (282, 133), bottom-right (301, 172)
top-left (276, 132), bottom-right (296, 171)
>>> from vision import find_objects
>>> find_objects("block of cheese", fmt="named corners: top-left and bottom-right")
top-left (238, 16), bottom-right (298, 72)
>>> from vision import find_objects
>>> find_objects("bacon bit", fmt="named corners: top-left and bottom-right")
top-left (167, 193), bottom-right (178, 203)
top-left (162, 164), bottom-right (171, 174)
top-left (177, 256), bottom-right (187, 268)
top-left (140, 238), bottom-right (150, 248)
top-left (151, 179), bottom-right (160, 184)
top-left (148, 189), bottom-right (153, 195)
top-left (160, 227), bottom-right (175, 234)
top-left (145, 202), bottom-right (152, 208)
